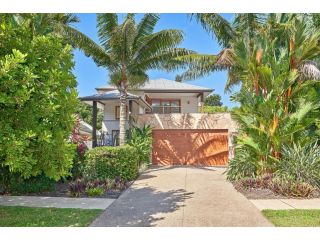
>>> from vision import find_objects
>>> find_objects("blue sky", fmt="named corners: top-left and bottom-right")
top-left (73, 13), bottom-right (237, 107)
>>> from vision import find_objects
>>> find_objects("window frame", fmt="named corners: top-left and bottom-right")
top-left (115, 106), bottom-right (128, 120)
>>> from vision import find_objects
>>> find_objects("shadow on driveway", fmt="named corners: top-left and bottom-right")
top-left (90, 186), bottom-right (193, 227)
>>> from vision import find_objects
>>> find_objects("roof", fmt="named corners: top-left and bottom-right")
top-left (96, 78), bottom-right (213, 93)
top-left (79, 90), bottom-right (151, 109)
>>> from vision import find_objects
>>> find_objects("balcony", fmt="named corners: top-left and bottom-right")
top-left (149, 106), bottom-right (181, 114)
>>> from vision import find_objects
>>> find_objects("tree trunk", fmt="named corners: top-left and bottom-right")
top-left (119, 85), bottom-right (127, 146)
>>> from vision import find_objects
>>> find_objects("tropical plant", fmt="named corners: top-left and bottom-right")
top-left (0, 15), bottom-right (77, 182)
top-left (127, 125), bottom-right (152, 165)
top-left (275, 143), bottom-right (320, 188)
top-left (74, 13), bottom-right (195, 145)
top-left (227, 146), bottom-right (258, 181)
top-left (180, 14), bottom-right (320, 178)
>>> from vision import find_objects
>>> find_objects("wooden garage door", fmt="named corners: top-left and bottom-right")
top-left (152, 129), bottom-right (229, 166)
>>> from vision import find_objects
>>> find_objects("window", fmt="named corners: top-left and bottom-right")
top-left (115, 106), bottom-right (128, 119)
top-left (150, 99), bottom-right (181, 113)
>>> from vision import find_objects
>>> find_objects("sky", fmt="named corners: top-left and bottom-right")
top-left (73, 13), bottom-right (237, 107)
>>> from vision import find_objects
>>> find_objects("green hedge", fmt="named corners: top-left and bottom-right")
top-left (83, 146), bottom-right (139, 181)
top-left (9, 174), bottom-right (55, 194)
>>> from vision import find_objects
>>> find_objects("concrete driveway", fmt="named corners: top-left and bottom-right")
top-left (91, 166), bottom-right (272, 227)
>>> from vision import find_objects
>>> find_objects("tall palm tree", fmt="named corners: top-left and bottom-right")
top-left (74, 13), bottom-right (194, 145)
top-left (177, 14), bottom-right (320, 91)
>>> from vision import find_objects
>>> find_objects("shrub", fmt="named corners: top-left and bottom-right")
top-left (68, 179), bottom-right (86, 197)
top-left (227, 147), bottom-right (258, 181)
top-left (86, 187), bottom-right (105, 197)
top-left (275, 143), bottom-right (320, 188)
top-left (9, 174), bottom-right (55, 194)
top-left (127, 125), bottom-right (152, 165)
top-left (83, 146), bottom-right (139, 181)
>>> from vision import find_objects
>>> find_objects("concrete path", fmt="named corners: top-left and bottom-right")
top-left (0, 196), bottom-right (114, 210)
top-left (91, 166), bottom-right (272, 227)
top-left (251, 199), bottom-right (320, 210)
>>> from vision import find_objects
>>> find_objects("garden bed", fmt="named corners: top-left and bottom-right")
top-left (2, 180), bottom-right (133, 199)
top-left (233, 181), bottom-right (320, 200)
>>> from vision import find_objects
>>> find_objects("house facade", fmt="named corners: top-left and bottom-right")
top-left (80, 78), bottom-right (237, 166)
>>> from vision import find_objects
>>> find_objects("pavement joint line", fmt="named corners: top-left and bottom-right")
top-left (279, 199), bottom-right (296, 209)
top-left (182, 167), bottom-right (187, 227)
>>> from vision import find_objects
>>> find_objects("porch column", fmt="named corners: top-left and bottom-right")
top-left (92, 101), bottom-right (97, 148)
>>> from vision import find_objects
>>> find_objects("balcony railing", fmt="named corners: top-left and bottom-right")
top-left (149, 106), bottom-right (181, 114)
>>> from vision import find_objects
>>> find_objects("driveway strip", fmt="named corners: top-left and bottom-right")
top-left (90, 166), bottom-right (272, 227)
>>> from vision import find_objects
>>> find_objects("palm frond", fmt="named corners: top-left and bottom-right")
top-left (190, 13), bottom-right (234, 47)
top-left (58, 24), bottom-right (111, 66)
top-left (133, 29), bottom-right (184, 62)
top-left (97, 13), bottom-right (118, 49)
top-left (133, 13), bottom-right (160, 51)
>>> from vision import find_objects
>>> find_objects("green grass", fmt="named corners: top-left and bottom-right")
top-left (0, 206), bottom-right (102, 227)
top-left (262, 209), bottom-right (320, 227)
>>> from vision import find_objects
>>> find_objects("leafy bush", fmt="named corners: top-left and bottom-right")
top-left (83, 146), bottom-right (139, 181)
top-left (0, 16), bottom-right (77, 181)
top-left (275, 143), bottom-right (320, 188)
top-left (9, 175), bottom-right (55, 194)
top-left (86, 187), bottom-right (105, 197)
top-left (227, 147), bottom-right (258, 181)
top-left (127, 125), bottom-right (152, 165)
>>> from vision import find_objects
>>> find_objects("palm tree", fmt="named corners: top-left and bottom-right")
top-left (73, 13), bottom-right (194, 145)
top-left (177, 14), bottom-right (320, 91)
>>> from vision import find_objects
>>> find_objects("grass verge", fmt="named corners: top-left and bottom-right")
top-left (262, 209), bottom-right (320, 227)
top-left (0, 206), bottom-right (102, 227)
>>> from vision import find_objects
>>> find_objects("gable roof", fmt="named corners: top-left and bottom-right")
top-left (96, 78), bottom-right (213, 93)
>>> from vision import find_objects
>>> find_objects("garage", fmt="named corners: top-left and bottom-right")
top-left (152, 129), bottom-right (229, 166)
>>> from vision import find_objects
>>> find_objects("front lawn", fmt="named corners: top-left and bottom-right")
top-left (262, 209), bottom-right (320, 227)
top-left (0, 206), bottom-right (102, 227)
